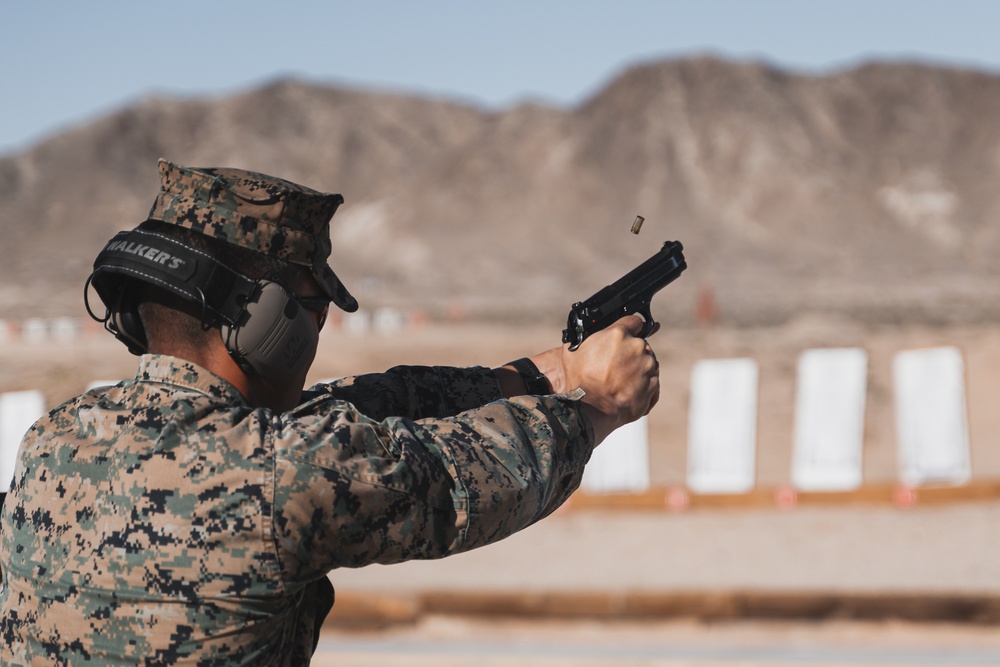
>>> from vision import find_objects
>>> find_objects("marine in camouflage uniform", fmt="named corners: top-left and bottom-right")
top-left (0, 160), bottom-right (658, 665)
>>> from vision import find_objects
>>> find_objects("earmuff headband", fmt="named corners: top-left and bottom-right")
top-left (89, 228), bottom-right (256, 326)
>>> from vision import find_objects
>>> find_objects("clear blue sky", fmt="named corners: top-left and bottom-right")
top-left (3, 1), bottom-right (999, 156)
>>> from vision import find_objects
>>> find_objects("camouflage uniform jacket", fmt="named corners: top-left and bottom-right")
top-left (0, 354), bottom-right (593, 665)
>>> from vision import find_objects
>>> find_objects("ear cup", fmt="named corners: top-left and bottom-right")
top-left (222, 282), bottom-right (318, 383)
top-left (110, 282), bottom-right (148, 355)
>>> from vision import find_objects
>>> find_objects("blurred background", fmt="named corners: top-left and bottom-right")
top-left (4, 1), bottom-right (1000, 664)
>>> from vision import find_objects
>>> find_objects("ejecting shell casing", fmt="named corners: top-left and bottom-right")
top-left (630, 215), bottom-right (645, 234)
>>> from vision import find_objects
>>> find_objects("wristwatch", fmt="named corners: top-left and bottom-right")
top-left (506, 357), bottom-right (553, 395)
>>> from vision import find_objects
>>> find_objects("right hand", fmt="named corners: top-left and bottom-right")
top-left (533, 315), bottom-right (660, 444)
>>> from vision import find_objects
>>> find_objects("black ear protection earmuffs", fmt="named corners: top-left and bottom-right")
top-left (109, 278), bottom-right (149, 355)
top-left (219, 281), bottom-right (318, 383)
top-left (86, 227), bottom-right (320, 383)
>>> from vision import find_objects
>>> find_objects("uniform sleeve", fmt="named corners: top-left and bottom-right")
top-left (269, 391), bottom-right (593, 586)
top-left (304, 365), bottom-right (502, 421)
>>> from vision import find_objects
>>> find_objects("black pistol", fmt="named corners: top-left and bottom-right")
top-left (562, 241), bottom-right (687, 351)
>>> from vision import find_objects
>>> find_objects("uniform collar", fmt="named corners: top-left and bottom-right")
top-left (134, 354), bottom-right (247, 404)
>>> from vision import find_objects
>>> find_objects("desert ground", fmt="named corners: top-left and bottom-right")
top-left (311, 616), bottom-right (1000, 667)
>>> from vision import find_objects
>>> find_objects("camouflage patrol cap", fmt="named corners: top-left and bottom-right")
top-left (147, 159), bottom-right (358, 312)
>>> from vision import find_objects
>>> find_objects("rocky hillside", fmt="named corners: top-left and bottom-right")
top-left (2, 57), bottom-right (999, 326)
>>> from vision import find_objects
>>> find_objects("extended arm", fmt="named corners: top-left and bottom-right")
top-left (272, 389), bottom-right (593, 581)
top-left (275, 316), bottom-right (659, 584)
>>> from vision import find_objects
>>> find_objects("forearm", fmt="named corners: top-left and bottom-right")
top-left (273, 392), bottom-right (594, 577)
top-left (409, 393), bottom-right (594, 553)
top-left (492, 347), bottom-right (569, 398)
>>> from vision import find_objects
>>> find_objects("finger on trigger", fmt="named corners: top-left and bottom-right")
top-left (617, 314), bottom-right (647, 336)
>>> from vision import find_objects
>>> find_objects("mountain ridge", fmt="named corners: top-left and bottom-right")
top-left (2, 56), bottom-right (998, 326)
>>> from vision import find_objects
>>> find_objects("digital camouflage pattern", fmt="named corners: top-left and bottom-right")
top-left (0, 355), bottom-right (592, 665)
top-left (148, 159), bottom-right (358, 312)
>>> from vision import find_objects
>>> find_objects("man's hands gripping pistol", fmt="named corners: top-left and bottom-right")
top-left (562, 240), bottom-right (687, 351)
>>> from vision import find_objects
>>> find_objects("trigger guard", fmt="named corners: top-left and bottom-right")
top-left (639, 313), bottom-right (657, 339)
